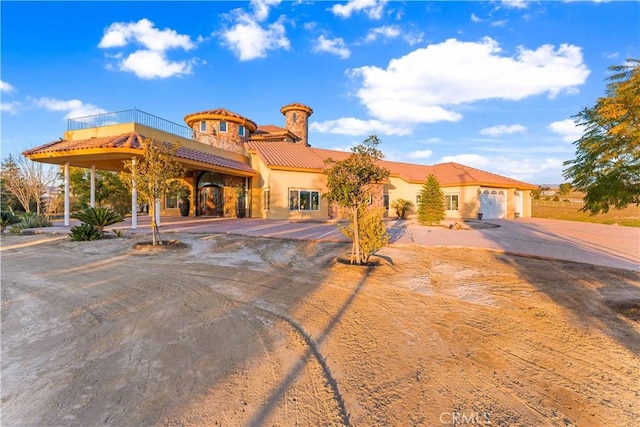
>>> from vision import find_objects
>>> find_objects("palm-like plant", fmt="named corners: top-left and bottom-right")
top-left (0, 212), bottom-right (21, 233)
top-left (71, 207), bottom-right (124, 237)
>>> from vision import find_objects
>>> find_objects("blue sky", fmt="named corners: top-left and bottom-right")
top-left (1, 0), bottom-right (638, 184)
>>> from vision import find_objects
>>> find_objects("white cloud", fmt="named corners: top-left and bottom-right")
top-left (1, 80), bottom-right (14, 93)
top-left (491, 20), bottom-right (508, 27)
top-left (99, 18), bottom-right (199, 79)
top-left (471, 13), bottom-right (483, 23)
top-left (479, 124), bottom-right (526, 136)
top-left (119, 50), bottom-right (196, 79)
top-left (99, 18), bottom-right (195, 51)
top-left (220, 9), bottom-right (290, 61)
top-left (548, 118), bottom-right (583, 142)
top-left (440, 154), bottom-right (491, 168)
top-left (364, 26), bottom-right (400, 43)
top-left (30, 97), bottom-right (107, 119)
top-left (310, 117), bottom-right (412, 136)
top-left (403, 32), bottom-right (425, 46)
top-left (331, 0), bottom-right (387, 19)
top-left (1, 101), bottom-right (21, 114)
top-left (407, 149), bottom-right (433, 159)
top-left (501, 0), bottom-right (528, 9)
top-left (251, 0), bottom-right (282, 21)
top-left (313, 35), bottom-right (351, 59)
top-left (349, 37), bottom-right (590, 124)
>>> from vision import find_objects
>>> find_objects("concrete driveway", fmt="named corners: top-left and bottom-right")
top-left (26, 216), bottom-right (640, 271)
top-left (393, 217), bottom-right (639, 271)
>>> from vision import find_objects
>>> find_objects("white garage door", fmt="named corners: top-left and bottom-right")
top-left (480, 189), bottom-right (506, 219)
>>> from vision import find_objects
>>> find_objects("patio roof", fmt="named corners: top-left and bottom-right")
top-left (23, 131), bottom-right (256, 176)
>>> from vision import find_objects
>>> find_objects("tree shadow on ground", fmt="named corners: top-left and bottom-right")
top-left (476, 221), bottom-right (640, 356)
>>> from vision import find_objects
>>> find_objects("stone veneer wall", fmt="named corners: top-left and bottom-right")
top-left (283, 110), bottom-right (309, 146)
top-left (191, 121), bottom-right (248, 155)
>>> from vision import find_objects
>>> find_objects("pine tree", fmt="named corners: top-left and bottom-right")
top-left (417, 174), bottom-right (445, 225)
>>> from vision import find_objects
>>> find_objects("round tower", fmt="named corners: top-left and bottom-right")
top-left (184, 108), bottom-right (257, 155)
top-left (280, 103), bottom-right (313, 146)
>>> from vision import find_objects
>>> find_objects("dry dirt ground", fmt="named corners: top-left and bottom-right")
top-left (1, 232), bottom-right (639, 426)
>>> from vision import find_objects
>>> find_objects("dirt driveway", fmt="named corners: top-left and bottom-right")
top-left (1, 232), bottom-right (639, 426)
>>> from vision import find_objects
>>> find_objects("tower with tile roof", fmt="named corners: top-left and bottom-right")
top-left (280, 103), bottom-right (313, 147)
top-left (184, 108), bottom-right (257, 155)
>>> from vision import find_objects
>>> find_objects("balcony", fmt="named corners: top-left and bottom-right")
top-left (67, 108), bottom-right (194, 140)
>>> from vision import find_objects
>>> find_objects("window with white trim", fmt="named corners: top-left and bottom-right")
top-left (289, 189), bottom-right (320, 211)
top-left (263, 188), bottom-right (270, 210)
top-left (219, 121), bottom-right (227, 132)
top-left (445, 194), bottom-right (459, 211)
top-left (239, 125), bottom-right (245, 137)
top-left (199, 121), bottom-right (206, 132)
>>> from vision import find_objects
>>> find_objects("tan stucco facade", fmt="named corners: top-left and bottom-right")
top-left (246, 161), bottom-right (533, 221)
top-left (25, 105), bottom-right (535, 222)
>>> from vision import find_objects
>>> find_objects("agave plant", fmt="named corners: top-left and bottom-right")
top-left (16, 212), bottom-right (52, 229)
top-left (0, 212), bottom-right (21, 233)
top-left (71, 207), bottom-right (124, 237)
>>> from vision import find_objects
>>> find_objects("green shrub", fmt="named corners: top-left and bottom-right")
top-left (339, 207), bottom-right (389, 264)
top-left (69, 223), bottom-right (102, 241)
top-left (16, 212), bottom-right (52, 229)
top-left (0, 212), bottom-right (21, 233)
top-left (552, 195), bottom-right (560, 202)
top-left (390, 199), bottom-right (414, 219)
top-left (71, 207), bottom-right (124, 237)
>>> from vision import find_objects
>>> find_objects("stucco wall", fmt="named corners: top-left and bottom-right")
top-left (264, 169), bottom-right (329, 220)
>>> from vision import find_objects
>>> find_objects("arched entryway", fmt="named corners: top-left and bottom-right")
top-left (197, 172), bottom-right (224, 216)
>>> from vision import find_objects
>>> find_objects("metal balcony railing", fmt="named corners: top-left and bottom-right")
top-left (67, 108), bottom-right (193, 140)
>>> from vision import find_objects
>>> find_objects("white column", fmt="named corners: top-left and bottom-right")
top-left (64, 162), bottom-right (70, 226)
top-left (131, 158), bottom-right (137, 230)
top-left (90, 165), bottom-right (96, 208)
top-left (155, 199), bottom-right (161, 226)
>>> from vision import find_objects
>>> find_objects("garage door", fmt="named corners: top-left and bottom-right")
top-left (480, 189), bottom-right (506, 219)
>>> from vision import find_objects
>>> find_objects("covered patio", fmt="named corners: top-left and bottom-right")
top-left (23, 110), bottom-right (256, 229)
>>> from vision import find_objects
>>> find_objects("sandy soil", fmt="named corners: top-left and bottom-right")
top-left (1, 232), bottom-right (639, 426)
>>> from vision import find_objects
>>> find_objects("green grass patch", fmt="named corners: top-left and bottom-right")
top-left (532, 201), bottom-right (640, 227)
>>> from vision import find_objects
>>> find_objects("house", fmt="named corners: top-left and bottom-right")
top-left (23, 103), bottom-right (536, 225)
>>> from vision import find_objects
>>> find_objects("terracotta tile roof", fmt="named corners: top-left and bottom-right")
top-left (280, 103), bottom-right (313, 116)
top-left (23, 132), bottom-right (144, 155)
top-left (24, 132), bottom-right (254, 174)
top-left (254, 125), bottom-right (288, 134)
top-left (245, 141), bottom-right (536, 189)
top-left (184, 108), bottom-right (258, 130)
top-left (176, 146), bottom-right (254, 173)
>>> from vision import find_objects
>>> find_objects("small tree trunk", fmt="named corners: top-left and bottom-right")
top-left (352, 205), bottom-right (361, 264)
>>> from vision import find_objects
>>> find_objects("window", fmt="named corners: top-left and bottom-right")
top-left (219, 121), bottom-right (227, 132)
top-left (165, 191), bottom-right (178, 209)
top-left (239, 125), bottom-right (245, 137)
top-left (293, 112), bottom-right (297, 123)
top-left (199, 121), bottom-right (206, 132)
top-left (445, 194), bottom-right (459, 211)
top-left (289, 189), bottom-right (320, 211)
top-left (416, 194), bottom-right (421, 204)
top-left (263, 188), bottom-right (270, 211)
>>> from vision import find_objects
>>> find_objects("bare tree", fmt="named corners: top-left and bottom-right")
top-left (1, 154), bottom-right (58, 215)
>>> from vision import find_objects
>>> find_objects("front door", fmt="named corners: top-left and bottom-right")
top-left (198, 185), bottom-right (223, 216)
